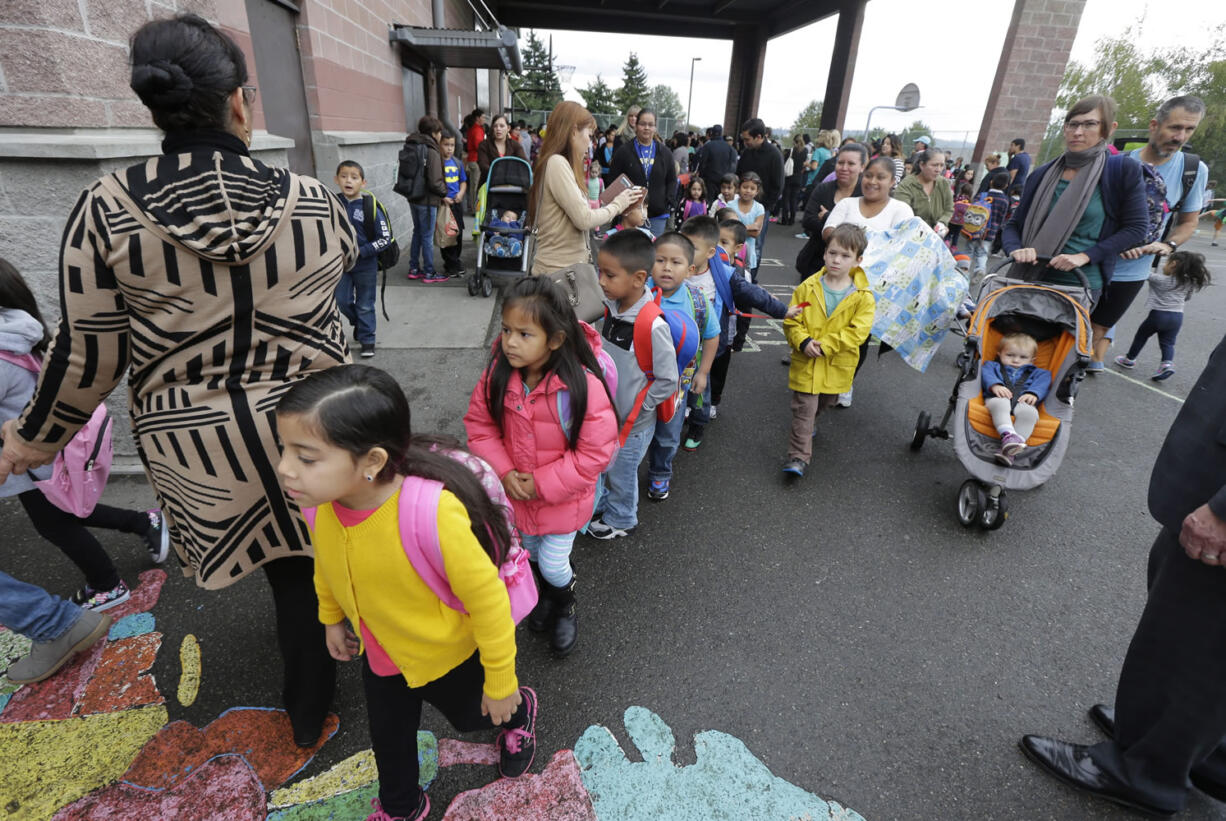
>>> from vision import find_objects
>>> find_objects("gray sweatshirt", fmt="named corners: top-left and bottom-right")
top-left (1146, 270), bottom-right (1195, 313)
top-left (599, 290), bottom-right (680, 435)
top-left (0, 308), bottom-right (52, 497)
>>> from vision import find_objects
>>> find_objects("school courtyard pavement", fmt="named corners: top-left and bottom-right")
top-left (3, 222), bottom-right (1226, 820)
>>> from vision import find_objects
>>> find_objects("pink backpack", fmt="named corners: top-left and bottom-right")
top-left (302, 449), bottom-right (538, 623)
top-left (0, 351), bottom-right (113, 517)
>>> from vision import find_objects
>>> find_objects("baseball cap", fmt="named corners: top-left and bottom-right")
top-left (915, 135), bottom-right (932, 146)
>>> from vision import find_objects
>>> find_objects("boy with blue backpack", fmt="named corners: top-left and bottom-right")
top-left (588, 231), bottom-right (682, 540)
top-left (334, 160), bottom-right (392, 358)
top-left (965, 170), bottom-right (1011, 279)
top-left (678, 216), bottom-right (798, 450)
top-left (643, 232), bottom-right (720, 502)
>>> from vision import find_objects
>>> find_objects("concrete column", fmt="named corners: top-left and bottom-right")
top-left (723, 25), bottom-right (768, 134)
top-left (973, 0), bottom-right (1087, 166)
top-left (820, 1), bottom-right (866, 132)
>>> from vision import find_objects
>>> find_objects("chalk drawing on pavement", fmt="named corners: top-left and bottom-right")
top-left (178, 633), bottom-right (201, 706)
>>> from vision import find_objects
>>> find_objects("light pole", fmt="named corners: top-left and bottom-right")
top-left (685, 57), bottom-right (702, 133)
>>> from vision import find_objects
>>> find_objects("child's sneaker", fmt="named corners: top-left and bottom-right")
top-left (836, 388), bottom-right (853, 407)
top-left (647, 479), bottom-right (670, 501)
top-left (498, 687), bottom-right (538, 778)
top-left (682, 435), bottom-right (703, 452)
top-left (709, 404), bottom-right (718, 420)
top-left (1085, 360), bottom-right (1105, 374)
top-left (71, 580), bottom-right (131, 612)
top-left (406, 268), bottom-right (423, 280)
top-left (423, 271), bottom-right (448, 283)
top-left (782, 458), bottom-right (806, 477)
top-left (586, 516), bottom-right (634, 540)
top-left (1113, 355), bottom-right (1136, 369)
top-left (365, 793), bottom-right (429, 821)
top-left (143, 510), bottom-right (169, 563)
top-left (994, 450), bottom-right (1014, 467)
top-left (1153, 361), bottom-right (1175, 381)
top-left (1000, 430), bottom-right (1027, 457)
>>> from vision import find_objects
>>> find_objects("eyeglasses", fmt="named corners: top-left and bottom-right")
top-left (1064, 119), bottom-right (1101, 133)
top-left (240, 85), bottom-right (258, 105)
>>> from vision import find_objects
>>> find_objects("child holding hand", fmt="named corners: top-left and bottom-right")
top-left (276, 366), bottom-right (538, 821)
top-left (464, 278), bottom-right (619, 656)
top-left (982, 332), bottom-right (1051, 466)
top-left (782, 224), bottom-right (876, 477)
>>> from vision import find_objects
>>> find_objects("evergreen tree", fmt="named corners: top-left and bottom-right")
top-left (790, 100), bottom-right (823, 134)
top-left (580, 74), bottom-right (619, 117)
top-left (509, 30), bottom-right (562, 114)
top-left (648, 84), bottom-right (686, 128)
top-left (615, 52), bottom-right (651, 114)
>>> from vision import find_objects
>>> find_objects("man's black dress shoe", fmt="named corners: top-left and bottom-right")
top-left (1089, 704), bottom-right (1226, 803)
top-left (1019, 734), bottom-right (1176, 817)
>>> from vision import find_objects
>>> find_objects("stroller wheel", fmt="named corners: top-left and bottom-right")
top-left (957, 480), bottom-right (984, 528)
top-left (980, 492), bottom-right (1009, 531)
top-left (466, 274), bottom-right (480, 296)
top-left (911, 411), bottom-right (931, 451)
top-left (481, 276), bottom-right (494, 298)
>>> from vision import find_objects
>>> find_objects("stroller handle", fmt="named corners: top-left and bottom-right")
top-left (987, 256), bottom-right (1094, 298)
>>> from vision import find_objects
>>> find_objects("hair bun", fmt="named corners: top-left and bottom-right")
top-left (130, 59), bottom-right (194, 107)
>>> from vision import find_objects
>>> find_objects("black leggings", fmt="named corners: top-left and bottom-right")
top-left (362, 651), bottom-right (529, 815)
top-left (709, 348), bottom-right (733, 407)
top-left (18, 490), bottom-right (148, 590)
top-left (262, 556), bottom-right (336, 738)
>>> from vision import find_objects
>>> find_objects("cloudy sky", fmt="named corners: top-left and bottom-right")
top-left (530, 0), bottom-right (1221, 141)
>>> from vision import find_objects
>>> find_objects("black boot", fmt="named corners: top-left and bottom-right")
top-left (549, 577), bottom-right (578, 657)
top-left (527, 562), bottom-right (554, 633)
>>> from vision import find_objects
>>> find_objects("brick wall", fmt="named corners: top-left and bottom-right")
top-left (974, 0), bottom-right (1087, 166)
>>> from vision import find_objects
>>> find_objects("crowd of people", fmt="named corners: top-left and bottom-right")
top-left (0, 12), bottom-right (1224, 821)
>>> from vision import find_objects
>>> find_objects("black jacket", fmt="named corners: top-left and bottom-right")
top-left (1148, 333), bottom-right (1226, 530)
top-left (608, 138), bottom-right (678, 219)
top-left (737, 142), bottom-right (785, 209)
top-left (696, 139), bottom-right (738, 187)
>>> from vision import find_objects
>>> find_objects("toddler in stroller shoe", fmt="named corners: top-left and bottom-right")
top-left (981, 332), bottom-right (1051, 466)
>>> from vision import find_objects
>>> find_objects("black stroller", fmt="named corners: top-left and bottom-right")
top-left (467, 156), bottom-right (533, 299)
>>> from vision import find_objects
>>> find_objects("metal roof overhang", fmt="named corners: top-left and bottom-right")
top-left (389, 26), bottom-right (524, 73)
top-left (493, 0), bottom-right (846, 40)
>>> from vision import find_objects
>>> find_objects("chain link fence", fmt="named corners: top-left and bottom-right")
top-left (513, 109), bottom-right (687, 138)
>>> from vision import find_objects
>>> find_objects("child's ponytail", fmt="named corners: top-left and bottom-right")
top-left (484, 277), bottom-right (617, 450)
top-left (1168, 250), bottom-right (1211, 293)
top-left (277, 365), bottom-right (512, 564)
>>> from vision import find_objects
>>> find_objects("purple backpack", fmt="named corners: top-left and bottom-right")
top-left (0, 350), bottom-right (113, 517)
top-left (302, 449), bottom-right (537, 623)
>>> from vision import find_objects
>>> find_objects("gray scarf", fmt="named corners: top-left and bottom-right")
top-left (1016, 140), bottom-right (1108, 278)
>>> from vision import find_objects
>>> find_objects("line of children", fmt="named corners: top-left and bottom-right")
top-left (643, 232), bottom-right (720, 501)
top-left (439, 134), bottom-right (468, 278)
top-left (463, 277), bottom-right (619, 655)
top-left (0, 257), bottom-right (168, 612)
top-left (1113, 250), bottom-right (1211, 381)
top-left (335, 161), bottom-right (392, 357)
top-left (781, 224), bottom-right (876, 477)
top-left (586, 231), bottom-right (679, 540)
top-left (276, 365), bottom-right (538, 821)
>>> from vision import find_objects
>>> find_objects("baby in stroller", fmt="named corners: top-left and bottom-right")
top-left (981, 332), bottom-right (1052, 466)
top-left (484, 209), bottom-right (524, 258)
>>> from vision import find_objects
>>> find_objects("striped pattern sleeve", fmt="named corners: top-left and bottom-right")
top-left (17, 185), bottom-right (128, 451)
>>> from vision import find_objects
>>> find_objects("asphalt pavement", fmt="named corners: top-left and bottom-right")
top-left (4, 220), bottom-right (1226, 819)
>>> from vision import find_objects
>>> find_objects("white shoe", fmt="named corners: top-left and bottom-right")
top-left (836, 388), bottom-right (853, 408)
top-left (710, 404), bottom-right (718, 420)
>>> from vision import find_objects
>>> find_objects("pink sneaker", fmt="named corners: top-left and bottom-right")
top-left (365, 794), bottom-right (428, 821)
top-left (1000, 431), bottom-right (1026, 457)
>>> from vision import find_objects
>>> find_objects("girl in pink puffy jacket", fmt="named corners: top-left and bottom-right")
top-left (463, 277), bottom-right (619, 658)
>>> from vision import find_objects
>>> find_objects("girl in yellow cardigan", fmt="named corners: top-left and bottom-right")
top-left (275, 365), bottom-right (536, 821)
top-left (782, 224), bottom-right (877, 478)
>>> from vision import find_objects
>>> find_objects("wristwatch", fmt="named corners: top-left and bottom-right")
top-left (1165, 240), bottom-right (1178, 253)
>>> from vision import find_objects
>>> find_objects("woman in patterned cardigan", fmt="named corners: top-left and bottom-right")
top-left (0, 14), bottom-right (357, 747)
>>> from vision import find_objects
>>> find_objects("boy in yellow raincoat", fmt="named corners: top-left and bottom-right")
top-left (782, 223), bottom-right (876, 477)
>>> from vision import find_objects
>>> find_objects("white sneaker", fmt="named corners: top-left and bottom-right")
top-left (836, 388), bottom-right (853, 408)
top-left (710, 404), bottom-right (718, 420)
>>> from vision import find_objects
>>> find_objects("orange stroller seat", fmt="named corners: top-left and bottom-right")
top-left (967, 322), bottom-right (1075, 447)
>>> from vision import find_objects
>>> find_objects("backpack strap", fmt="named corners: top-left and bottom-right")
top-left (616, 296), bottom-right (664, 446)
top-left (301, 506), bottom-right (318, 530)
top-left (397, 475), bottom-right (466, 611)
top-left (361, 192), bottom-right (377, 244)
top-left (1171, 153), bottom-right (1201, 214)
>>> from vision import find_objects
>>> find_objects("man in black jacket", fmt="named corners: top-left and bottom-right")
top-left (607, 108), bottom-right (677, 237)
top-left (736, 118), bottom-right (784, 279)
top-left (696, 124), bottom-right (738, 204)
top-left (1022, 333), bottom-right (1226, 816)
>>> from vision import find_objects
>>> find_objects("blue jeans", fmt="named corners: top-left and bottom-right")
top-left (596, 425), bottom-right (653, 529)
top-left (970, 238), bottom-right (990, 275)
top-left (409, 204), bottom-right (437, 274)
top-left (648, 214), bottom-right (669, 237)
top-left (646, 396), bottom-right (687, 483)
top-left (335, 266), bottom-right (377, 344)
top-left (1127, 310), bottom-right (1182, 362)
top-left (0, 570), bottom-right (81, 642)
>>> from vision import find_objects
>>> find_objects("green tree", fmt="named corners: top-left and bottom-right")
top-left (900, 120), bottom-right (933, 148)
top-left (508, 30), bottom-right (562, 114)
top-left (790, 100), bottom-right (823, 134)
top-left (580, 74), bottom-right (619, 116)
top-left (615, 52), bottom-right (650, 114)
top-left (648, 84), bottom-right (686, 125)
